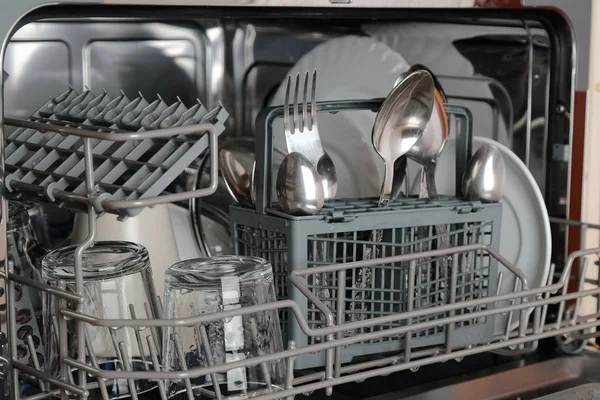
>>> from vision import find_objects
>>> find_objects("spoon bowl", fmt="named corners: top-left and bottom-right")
top-left (219, 138), bottom-right (256, 208)
top-left (276, 152), bottom-right (325, 215)
top-left (462, 143), bottom-right (506, 202)
top-left (317, 152), bottom-right (338, 200)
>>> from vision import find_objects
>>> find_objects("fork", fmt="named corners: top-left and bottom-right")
top-left (283, 70), bottom-right (326, 170)
top-left (284, 70), bottom-right (334, 322)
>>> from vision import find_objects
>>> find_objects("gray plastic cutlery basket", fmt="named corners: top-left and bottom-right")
top-left (231, 100), bottom-right (502, 369)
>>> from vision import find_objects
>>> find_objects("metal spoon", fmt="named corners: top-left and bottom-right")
top-left (219, 137), bottom-right (287, 208)
top-left (462, 143), bottom-right (506, 202)
top-left (353, 69), bottom-right (434, 325)
top-left (317, 153), bottom-right (338, 200)
top-left (391, 65), bottom-right (449, 200)
top-left (219, 137), bottom-right (255, 208)
top-left (276, 152), bottom-right (324, 215)
top-left (372, 69), bottom-right (435, 206)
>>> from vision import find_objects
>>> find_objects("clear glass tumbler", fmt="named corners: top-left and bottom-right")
top-left (163, 256), bottom-right (284, 399)
top-left (42, 241), bottom-right (161, 399)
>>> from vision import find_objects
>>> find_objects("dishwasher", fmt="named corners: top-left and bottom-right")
top-left (0, 1), bottom-right (597, 399)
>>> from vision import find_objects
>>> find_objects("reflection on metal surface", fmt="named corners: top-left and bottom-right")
top-left (5, 20), bottom-right (224, 120)
top-left (86, 39), bottom-right (199, 106)
top-left (4, 41), bottom-right (70, 121)
top-left (365, 355), bottom-right (597, 400)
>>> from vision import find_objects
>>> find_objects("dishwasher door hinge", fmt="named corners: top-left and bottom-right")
top-left (552, 144), bottom-right (570, 162)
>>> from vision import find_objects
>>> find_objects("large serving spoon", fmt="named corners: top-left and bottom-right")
top-left (351, 69), bottom-right (435, 323)
top-left (372, 69), bottom-right (435, 206)
top-left (391, 65), bottom-right (449, 200)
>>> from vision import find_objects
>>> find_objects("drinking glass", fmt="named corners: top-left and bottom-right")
top-left (163, 256), bottom-right (284, 399)
top-left (42, 241), bottom-right (161, 399)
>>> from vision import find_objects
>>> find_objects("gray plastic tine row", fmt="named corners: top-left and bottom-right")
top-left (68, 91), bottom-right (111, 121)
top-left (86, 91), bottom-right (130, 125)
top-left (140, 97), bottom-right (187, 131)
top-left (120, 96), bottom-right (167, 130)
top-left (36, 87), bottom-right (78, 118)
top-left (161, 100), bottom-right (207, 129)
top-left (4, 88), bottom-right (229, 218)
top-left (54, 90), bottom-right (95, 119)
top-left (105, 95), bottom-right (148, 127)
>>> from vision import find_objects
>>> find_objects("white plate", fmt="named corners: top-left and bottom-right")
top-left (409, 137), bottom-right (551, 334)
top-left (269, 35), bottom-right (409, 199)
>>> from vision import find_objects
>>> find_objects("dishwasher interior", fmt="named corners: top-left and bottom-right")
top-left (0, 5), bottom-right (593, 400)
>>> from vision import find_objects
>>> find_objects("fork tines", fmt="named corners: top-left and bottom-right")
top-left (284, 69), bottom-right (317, 135)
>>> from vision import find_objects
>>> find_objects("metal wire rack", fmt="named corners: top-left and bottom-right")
top-left (3, 88), bottom-right (228, 219)
top-left (1, 113), bottom-right (221, 400)
top-left (3, 98), bottom-right (600, 400)
top-left (5, 229), bottom-right (600, 400)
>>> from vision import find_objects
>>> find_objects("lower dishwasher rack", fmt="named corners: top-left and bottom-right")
top-left (2, 117), bottom-right (600, 400)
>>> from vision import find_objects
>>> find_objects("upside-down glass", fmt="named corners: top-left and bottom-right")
top-left (42, 241), bottom-right (161, 399)
top-left (163, 256), bottom-right (285, 399)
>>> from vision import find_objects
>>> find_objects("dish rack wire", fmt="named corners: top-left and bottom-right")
top-left (1, 100), bottom-right (600, 400)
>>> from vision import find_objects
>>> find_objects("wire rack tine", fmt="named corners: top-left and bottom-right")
top-left (144, 302), bottom-right (161, 354)
top-left (6, 259), bottom-right (20, 400)
top-left (335, 265), bottom-right (346, 379)
top-left (540, 263), bottom-right (556, 325)
top-left (118, 342), bottom-right (139, 400)
top-left (248, 316), bottom-right (274, 394)
top-left (146, 336), bottom-right (168, 400)
top-left (84, 329), bottom-right (110, 400)
top-left (556, 270), bottom-right (570, 329)
top-left (156, 297), bottom-right (164, 319)
top-left (57, 280), bottom-right (69, 400)
top-left (284, 341), bottom-right (296, 400)
top-left (196, 325), bottom-right (223, 400)
top-left (129, 305), bottom-right (149, 372)
top-left (171, 333), bottom-right (195, 400)
top-left (404, 261), bottom-right (416, 363)
top-left (25, 335), bottom-right (45, 392)
top-left (445, 256), bottom-right (459, 354)
top-left (496, 272), bottom-right (504, 297)
top-left (109, 330), bottom-right (125, 370)
top-left (573, 258), bottom-right (589, 326)
top-left (504, 279), bottom-right (522, 341)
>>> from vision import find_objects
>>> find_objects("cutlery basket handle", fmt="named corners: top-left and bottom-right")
top-left (253, 99), bottom-right (474, 215)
